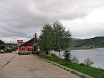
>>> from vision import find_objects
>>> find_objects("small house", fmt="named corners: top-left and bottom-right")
top-left (17, 33), bottom-right (38, 53)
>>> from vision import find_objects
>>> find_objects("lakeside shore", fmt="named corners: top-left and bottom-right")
top-left (70, 47), bottom-right (104, 50)
top-left (38, 54), bottom-right (104, 78)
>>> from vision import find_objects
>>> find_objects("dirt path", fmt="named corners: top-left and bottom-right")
top-left (0, 54), bottom-right (80, 78)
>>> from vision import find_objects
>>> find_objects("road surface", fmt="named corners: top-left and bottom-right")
top-left (0, 53), bottom-right (80, 78)
top-left (0, 53), bottom-right (16, 70)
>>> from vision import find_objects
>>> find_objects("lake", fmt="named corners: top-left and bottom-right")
top-left (52, 48), bottom-right (104, 69)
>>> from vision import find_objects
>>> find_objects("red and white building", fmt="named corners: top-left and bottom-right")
top-left (17, 33), bottom-right (38, 53)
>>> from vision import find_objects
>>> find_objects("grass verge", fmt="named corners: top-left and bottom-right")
top-left (37, 54), bottom-right (104, 78)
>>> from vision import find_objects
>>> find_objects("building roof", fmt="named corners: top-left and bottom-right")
top-left (20, 37), bottom-right (36, 46)
top-left (18, 33), bottom-right (38, 47)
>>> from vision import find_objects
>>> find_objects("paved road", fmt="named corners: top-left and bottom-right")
top-left (0, 54), bottom-right (80, 78)
top-left (0, 53), bottom-right (16, 70)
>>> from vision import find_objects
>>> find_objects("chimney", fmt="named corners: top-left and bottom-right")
top-left (35, 33), bottom-right (37, 39)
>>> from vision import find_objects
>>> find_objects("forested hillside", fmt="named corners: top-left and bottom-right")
top-left (71, 37), bottom-right (104, 49)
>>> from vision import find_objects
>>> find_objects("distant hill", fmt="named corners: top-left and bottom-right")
top-left (5, 43), bottom-right (17, 49)
top-left (71, 37), bottom-right (104, 49)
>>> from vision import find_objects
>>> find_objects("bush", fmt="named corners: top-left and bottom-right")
top-left (51, 53), bottom-right (56, 57)
top-left (80, 63), bottom-right (85, 66)
top-left (71, 57), bottom-right (79, 64)
top-left (63, 50), bottom-right (71, 64)
top-left (84, 58), bottom-right (94, 66)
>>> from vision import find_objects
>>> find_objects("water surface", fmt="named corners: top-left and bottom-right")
top-left (52, 48), bottom-right (104, 69)
top-left (71, 48), bottom-right (104, 69)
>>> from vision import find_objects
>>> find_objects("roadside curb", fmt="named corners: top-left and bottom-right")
top-left (36, 55), bottom-right (94, 78)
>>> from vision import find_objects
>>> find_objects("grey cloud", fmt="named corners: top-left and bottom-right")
top-left (0, 0), bottom-right (104, 42)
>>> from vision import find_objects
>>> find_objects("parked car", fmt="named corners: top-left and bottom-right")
top-left (0, 50), bottom-right (5, 53)
top-left (18, 51), bottom-right (32, 55)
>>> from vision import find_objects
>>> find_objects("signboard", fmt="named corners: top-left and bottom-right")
top-left (17, 40), bottom-right (23, 43)
top-left (17, 40), bottom-right (23, 46)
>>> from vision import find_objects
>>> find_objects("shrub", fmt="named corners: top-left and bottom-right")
top-left (84, 58), bottom-right (94, 66)
top-left (63, 50), bottom-right (71, 64)
top-left (71, 57), bottom-right (79, 64)
top-left (51, 53), bottom-right (56, 57)
top-left (80, 63), bottom-right (85, 66)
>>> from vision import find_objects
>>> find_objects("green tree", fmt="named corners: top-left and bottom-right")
top-left (0, 40), bottom-right (5, 50)
top-left (0, 45), bottom-right (5, 50)
top-left (39, 23), bottom-right (53, 54)
top-left (52, 21), bottom-right (71, 58)
top-left (39, 21), bottom-right (71, 56)
top-left (0, 40), bottom-right (5, 44)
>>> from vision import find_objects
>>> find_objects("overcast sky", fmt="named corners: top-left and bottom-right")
top-left (0, 0), bottom-right (104, 43)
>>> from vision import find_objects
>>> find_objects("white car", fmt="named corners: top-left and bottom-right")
top-left (18, 51), bottom-right (32, 55)
top-left (0, 50), bottom-right (5, 53)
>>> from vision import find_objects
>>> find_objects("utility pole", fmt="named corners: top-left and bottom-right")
top-left (10, 41), bottom-right (12, 50)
